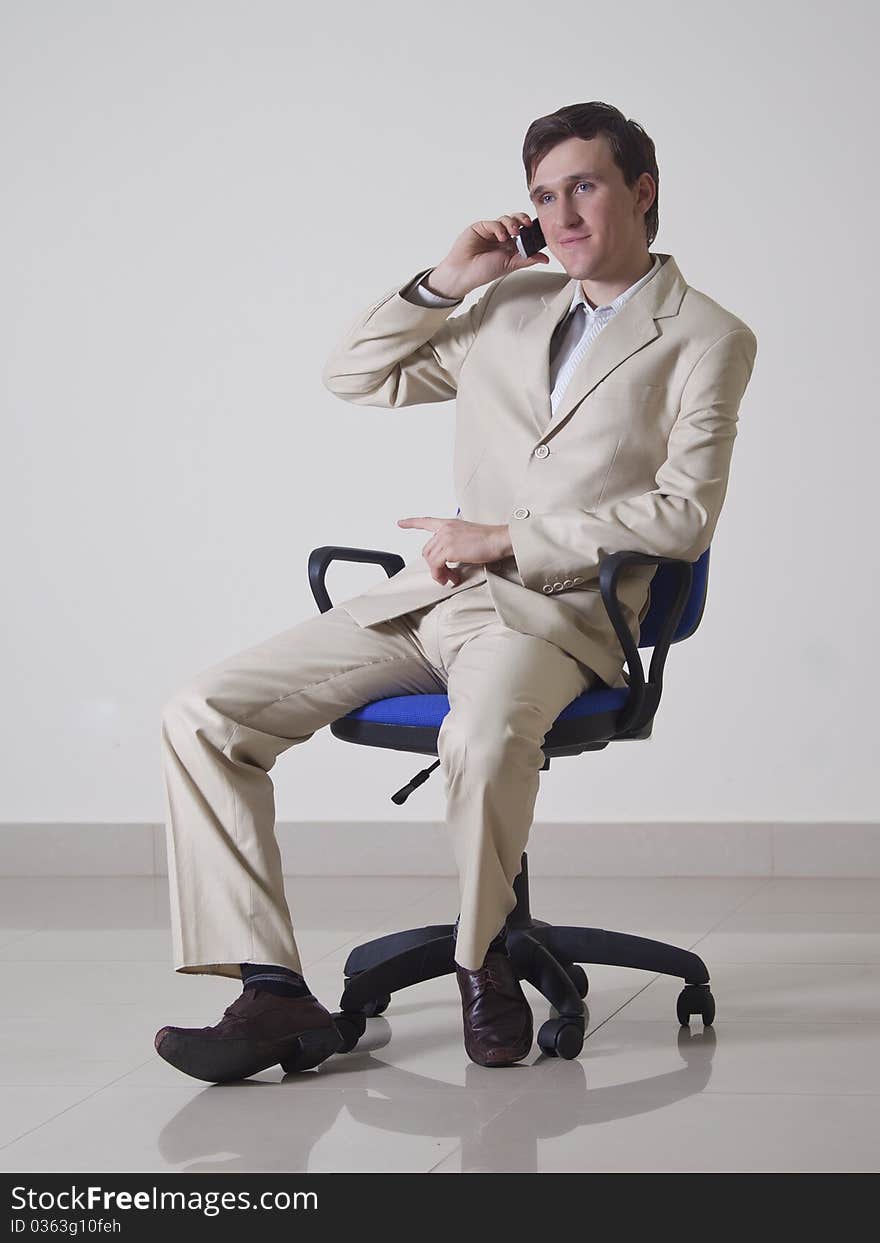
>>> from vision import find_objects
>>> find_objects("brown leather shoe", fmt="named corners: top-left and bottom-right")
top-left (456, 950), bottom-right (533, 1067)
top-left (154, 988), bottom-right (343, 1083)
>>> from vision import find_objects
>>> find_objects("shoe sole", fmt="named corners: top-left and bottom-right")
top-left (280, 1026), bottom-right (346, 1074)
top-left (464, 1027), bottom-right (533, 1067)
top-left (156, 1024), bottom-right (344, 1083)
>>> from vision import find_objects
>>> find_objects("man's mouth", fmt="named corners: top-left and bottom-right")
top-left (560, 235), bottom-right (590, 247)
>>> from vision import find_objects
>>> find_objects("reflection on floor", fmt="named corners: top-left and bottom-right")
top-left (1, 874), bottom-right (878, 1172)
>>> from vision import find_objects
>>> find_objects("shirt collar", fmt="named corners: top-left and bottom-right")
top-left (568, 251), bottom-right (661, 316)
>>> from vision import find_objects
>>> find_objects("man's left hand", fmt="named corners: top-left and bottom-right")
top-left (397, 516), bottom-right (513, 586)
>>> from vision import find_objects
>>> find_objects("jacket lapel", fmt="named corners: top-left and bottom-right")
top-left (517, 252), bottom-right (686, 440)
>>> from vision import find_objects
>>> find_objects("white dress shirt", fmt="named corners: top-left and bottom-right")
top-left (404, 252), bottom-right (662, 417)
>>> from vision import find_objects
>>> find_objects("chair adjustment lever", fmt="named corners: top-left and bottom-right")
top-left (391, 760), bottom-right (441, 805)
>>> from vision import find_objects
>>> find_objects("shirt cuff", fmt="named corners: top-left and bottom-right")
top-left (400, 269), bottom-right (463, 307)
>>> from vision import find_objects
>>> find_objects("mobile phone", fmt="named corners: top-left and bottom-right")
top-left (515, 218), bottom-right (547, 259)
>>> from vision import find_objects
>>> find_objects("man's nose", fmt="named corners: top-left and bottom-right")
top-left (556, 207), bottom-right (584, 229)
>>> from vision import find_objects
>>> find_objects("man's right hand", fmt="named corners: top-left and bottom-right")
top-left (426, 213), bottom-right (551, 299)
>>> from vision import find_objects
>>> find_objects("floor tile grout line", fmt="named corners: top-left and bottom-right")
top-left (581, 976), bottom-right (668, 1040)
top-left (0, 1076), bottom-right (135, 1156)
top-left (301, 877), bottom-right (458, 972)
top-left (297, 875), bottom-right (780, 974)
top-left (423, 1079), bottom-right (880, 1174)
top-left (424, 1093), bottom-right (531, 1173)
top-left (0, 1018), bottom-right (234, 1157)
top-left (0, 879), bottom-right (457, 971)
top-left (69, 1053), bottom-right (174, 1094)
top-left (562, 876), bottom-right (798, 1040)
top-left (673, 874), bottom-right (780, 957)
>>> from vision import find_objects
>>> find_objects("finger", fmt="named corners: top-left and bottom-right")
top-left (426, 547), bottom-right (453, 586)
top-left (490, 218), bottom-right (515, 245)
top-left (423, 539), bottom-right (440, 577)
top-left (498, 220), bottom-right (519, 246)
top-left (398, 517), bottom-right (440, 531)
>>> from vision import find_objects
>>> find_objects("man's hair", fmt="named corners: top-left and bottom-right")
top-left (522, 101), bottom-right (659, 247)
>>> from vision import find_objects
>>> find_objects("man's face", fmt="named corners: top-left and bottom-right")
top-left (527, 134), bottom-right (654, 279)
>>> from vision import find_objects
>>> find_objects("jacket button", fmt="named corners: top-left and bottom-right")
top-left (534, 445), bottom-right (550, 458)
top-left (553, 582), bottom-right (563, 591)
top-left (563, 579), bottom-right (574, 587)
top-left (573, 576), bottom-right (584, 584)
top-left (542, 584), bottom-right (553, 593)
top-left (513, 507), bottom-right (530, 519)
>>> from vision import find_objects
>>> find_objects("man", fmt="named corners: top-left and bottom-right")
top-left (155, 101), bottom-right (758, 1082)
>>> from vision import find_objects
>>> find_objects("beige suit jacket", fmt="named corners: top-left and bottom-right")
top-left (321, 252), bottom-right (758, 690)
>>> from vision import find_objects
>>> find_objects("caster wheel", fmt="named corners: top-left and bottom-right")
top-left (564, 963), bottom-right (589, 998)
top-left (676, 983), bottom-right (716, 1027)
top-left (342, 973), bottom-right (390, 1018)
top-left (331, 1010), bottom-right (367, 1053)
top-left (537, 1017), bottom-right (584, 1060)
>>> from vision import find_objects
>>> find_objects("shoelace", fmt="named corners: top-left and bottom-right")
top-left (466, 963), bottom-right (516, 996)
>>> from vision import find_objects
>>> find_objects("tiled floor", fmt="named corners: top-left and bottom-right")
top-left (0, 874), bottom-right (878, 1172)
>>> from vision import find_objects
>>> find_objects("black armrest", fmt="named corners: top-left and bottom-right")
top-left (308, 545), bottom-right (406, 615)
top-left (598, 551), bottom-right (694, 736)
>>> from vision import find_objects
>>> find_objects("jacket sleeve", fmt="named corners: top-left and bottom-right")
top-left (508, 326), bottom-right (759, 589)
top-left (322, 267), bottom-right (505, 406)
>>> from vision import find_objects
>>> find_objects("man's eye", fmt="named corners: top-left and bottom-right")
top-left (540, 182), bottom-right (593, 204)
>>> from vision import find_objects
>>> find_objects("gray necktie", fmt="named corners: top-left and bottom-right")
top-left (549, 303), bottom-right (587, 392)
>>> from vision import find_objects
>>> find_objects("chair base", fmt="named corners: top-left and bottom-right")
top-left (332, 854), bottom-right (716, 1060)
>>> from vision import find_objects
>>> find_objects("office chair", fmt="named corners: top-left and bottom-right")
top-left (307, 542), bottom-right (716, 1061)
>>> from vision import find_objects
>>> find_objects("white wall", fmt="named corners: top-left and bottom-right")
top-left (2, 0), bottom-right (876, 829)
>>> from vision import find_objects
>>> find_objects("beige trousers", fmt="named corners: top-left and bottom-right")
top-left (159, 579), bottom-right (597, 975)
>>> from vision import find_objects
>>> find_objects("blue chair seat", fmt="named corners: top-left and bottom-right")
top-left (332, 683), bottom-right (633, 758)
top-left (343, 685), bottom-right (630, 729)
